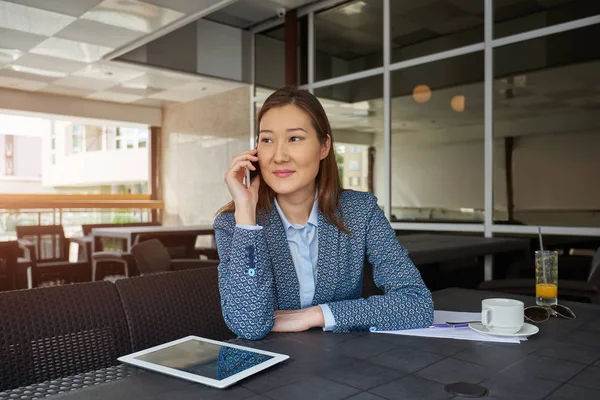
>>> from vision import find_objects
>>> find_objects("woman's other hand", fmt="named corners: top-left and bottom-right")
top-left (271, 306), bottom-right (325, 332)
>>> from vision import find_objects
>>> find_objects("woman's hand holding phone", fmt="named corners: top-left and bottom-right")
top-left (224, 149), bottom-right (261, 225)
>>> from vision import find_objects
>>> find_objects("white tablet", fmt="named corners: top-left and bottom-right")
top-left (118, 336), bottom-right (289, 389)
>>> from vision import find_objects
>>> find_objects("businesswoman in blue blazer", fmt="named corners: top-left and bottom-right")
top-left (215, 87), bottom-right (433, 340)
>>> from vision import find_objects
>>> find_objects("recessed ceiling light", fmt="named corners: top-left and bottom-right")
top-left (339, 0), bottom-right (367, 15)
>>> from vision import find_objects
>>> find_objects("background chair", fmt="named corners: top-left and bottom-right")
top-left (0, 281), bottom-right (131, 391)
top-left (81, 222), bottom-right (161, 280)
top-left (115, 268), bottom-right (234, 351)
top-left (16, 225), bottom-right (90, 287)
top-left (130, 238), bottom-right (219, 276)
top-left (478, 247), bottom-right (600, 303)
top-left (0, 241), bottom-right (19, 291)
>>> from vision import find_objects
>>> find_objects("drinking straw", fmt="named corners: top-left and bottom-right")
top-left (538, 226), bottom-right (547, 283)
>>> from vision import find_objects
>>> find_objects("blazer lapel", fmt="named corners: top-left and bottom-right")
top-left (312, 211), bottom-right (340, 305)
top-left (264, 205), bottom-right (301, 310)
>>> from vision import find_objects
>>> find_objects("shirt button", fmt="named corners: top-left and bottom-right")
top-left (369, 326), bottom-right (377, 332)
top-left (247, 268), bottom-right (256, 277)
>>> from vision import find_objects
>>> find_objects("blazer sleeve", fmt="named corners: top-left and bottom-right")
top-left (325, 196), bottom-right (434, 333)
top-left (214, 213), bottom-right (276, 340)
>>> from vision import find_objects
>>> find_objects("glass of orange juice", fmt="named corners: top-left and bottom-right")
top-left (535, 250), bottom-right (558, 306)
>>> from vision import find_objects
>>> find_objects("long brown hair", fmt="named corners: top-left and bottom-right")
top-left (217, 86), bottom-right (348, 233)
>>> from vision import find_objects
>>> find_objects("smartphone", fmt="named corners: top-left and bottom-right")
top-left (246, 160), bottom-right (260, 188)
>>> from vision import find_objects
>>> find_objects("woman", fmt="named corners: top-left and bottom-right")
top-left (215, 87), bottom-right (433, 340)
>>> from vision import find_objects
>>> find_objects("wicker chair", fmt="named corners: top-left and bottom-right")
top-left (82, 222), bottom-right (160, 281)
top-left (130, 238), bottom-right (219, 276)
top-left (115, 268), bottom-right (234, 352)
top-left (0, 281), bottom-right (131, 391)
top-left (16, 225), bottom-right (90, 287)
top-left (0, 241), bottom-right (19, 291)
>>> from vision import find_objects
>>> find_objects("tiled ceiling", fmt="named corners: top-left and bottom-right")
top-left (0, 0), bottom-right (247, 107)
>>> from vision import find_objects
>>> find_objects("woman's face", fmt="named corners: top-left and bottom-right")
top-left (257, 104), bottom-right (330, 196)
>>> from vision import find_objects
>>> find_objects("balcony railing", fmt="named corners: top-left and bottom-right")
top-left (0, 194), bottom-right (163, 240)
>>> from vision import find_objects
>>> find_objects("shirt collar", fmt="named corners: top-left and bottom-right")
top-left (274, 190), bottom-right (319, 230)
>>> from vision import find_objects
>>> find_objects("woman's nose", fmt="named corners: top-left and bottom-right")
top-left (273, 142), bottom-right (289, 162)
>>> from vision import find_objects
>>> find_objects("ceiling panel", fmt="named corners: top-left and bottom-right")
top-left (53, 75), bottom-right (117, 91)
top-left (140, 0), bottom-right (225, 14)
top-left (122, 73), bottom-right (194, 90)
top-left (12, 53), bottom-right (88, 74)
top-left (55, 19), bottom-right (144, 48)
top-left (0, 1), bottom-right (76, 36)
top-left (31, 37), bottom-right (113, 63)
top-left (0, 27), bottom-right (47, 51)
top-left (0, 48), bottom-right (23, 67)
top-left (3, 0), bottom-right (105, 17)
top-left (0, 66), bottom-right (59, 82)
top-left (73, 62), bottom-right (145, 82)
top-left (81, 0), bottom-right (185, 33)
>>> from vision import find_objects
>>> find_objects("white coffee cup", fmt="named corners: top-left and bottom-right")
top-left (481, 298), bottom-right (524, 334)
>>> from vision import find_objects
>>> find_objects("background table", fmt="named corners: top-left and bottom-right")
top-left (29, 288), bottom-right (600, 400)
top-left (91, 225), bottom-right (214, 253)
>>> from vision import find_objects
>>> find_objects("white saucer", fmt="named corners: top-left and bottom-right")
top-left (469, 322), bottom-right (539, 337)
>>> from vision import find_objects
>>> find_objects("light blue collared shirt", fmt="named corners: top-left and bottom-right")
top-left (236, 196), bottom-right (336, 331)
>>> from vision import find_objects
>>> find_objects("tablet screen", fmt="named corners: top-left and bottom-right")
top-left (133, 339), bottom-right (274, 381)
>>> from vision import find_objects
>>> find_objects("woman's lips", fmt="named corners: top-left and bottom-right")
top-left (273, 170), bottom-right (295, 178)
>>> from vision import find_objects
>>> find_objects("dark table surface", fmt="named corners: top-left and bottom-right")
top-left (24, 288), bottom-right (599, 400)
top-left (397, 234), bottom-right (529, 265)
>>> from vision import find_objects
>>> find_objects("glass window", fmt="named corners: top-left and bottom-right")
top-left (315, 75), bottom-right (382, 200)
top-left (493, 24), bottom-right (600, 227)
top-left (390, 1), bottom-right (483, 64)
top-left (391, 52), bottom-right (485, 223)
top-left (71, 125), bottom-right (83, 154)
top-left (255, 16), bottom-right (308, 92)
top-left (315, 0), bottom-right (383, 81)
top-left (494, 0), bottom-right (600, 38)
top-left (255, 28), bottom-right (285, 91)
top-left (0, 113), bottom-right (150, 196)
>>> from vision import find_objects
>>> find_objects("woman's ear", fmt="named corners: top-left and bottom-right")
top-left (320, 134), bottom-right (331, 160)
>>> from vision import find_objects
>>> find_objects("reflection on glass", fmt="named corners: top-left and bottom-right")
top-left (494, 0), bottom-right (600, 38)
top-left (390, 1), bottom-right (483, 64)
top-left (315, 0), bottom-right (383, 81)
top-left (255, 16), bottom-right (308, 91)
top-left (391, 52), bottom-right (485, 223)
top-left (315, 75), bottom-right (382, 200)
top-left (135, 340), bottom-right (273, 381)
top-left (493, 24), bottom-right (600, 227)
top-left (255, 28), bottom-right (285, 91)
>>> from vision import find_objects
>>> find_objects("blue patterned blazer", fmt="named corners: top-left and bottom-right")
top-left (214, 190), bottom-right (433, 340)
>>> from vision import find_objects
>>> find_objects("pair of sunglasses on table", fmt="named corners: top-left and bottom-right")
top-left (524, 304), bottom-right (576, 323)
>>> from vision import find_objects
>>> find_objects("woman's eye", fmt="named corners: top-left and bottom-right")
top-left (261, 138), bottom-right (273, 143)
top-left (290, 137), bottom-right (301, 142)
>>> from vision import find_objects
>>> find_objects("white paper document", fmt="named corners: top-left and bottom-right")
top-left (375, 310), bottom-right (525, 344)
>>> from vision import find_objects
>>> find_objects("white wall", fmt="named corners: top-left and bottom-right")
top-left (44, 149), bottom-right (148, 187)
top-left (14, 136), bottom-right (42, 178)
